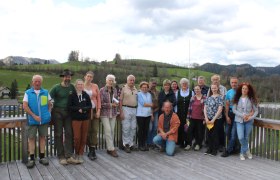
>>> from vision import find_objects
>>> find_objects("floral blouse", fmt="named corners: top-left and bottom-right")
top-left (205, 95), bottom-right (223, 120)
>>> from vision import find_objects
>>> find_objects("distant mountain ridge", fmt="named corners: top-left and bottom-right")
top-left (198, 63), bottom-right (280, 76)
top-left (0, 56), bottom-right (59, 65)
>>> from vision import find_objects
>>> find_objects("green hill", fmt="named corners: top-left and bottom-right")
top-left (0, 59), bottom-right (213, 99)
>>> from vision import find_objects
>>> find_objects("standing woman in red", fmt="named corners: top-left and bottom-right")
top-left (233, 82), bottom-right (258, 161)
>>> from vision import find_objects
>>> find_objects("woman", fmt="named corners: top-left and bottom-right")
top-left (84, 71), bottom-right (101, 160)
top-left (233, 82), bottom-right (258, 160)
top-left (158, 79), bottom-right (176, 116)
top-left (136, 81), bottom-right (153, 151)
top-left (171, 80), bottom-right (179, 113)
top-left (204, 84), bottom-right (223, 156)
top-left (100, 74), bottom-right (119, 157)
top-left (176, 78), bottom-right (192, 148)
top-left (185, 85), bottom-right (206, 151)
top-left (68, 79), bottom-right (92, 163)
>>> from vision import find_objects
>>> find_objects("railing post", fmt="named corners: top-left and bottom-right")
top-left (21, 119), bottom-right (28, 164)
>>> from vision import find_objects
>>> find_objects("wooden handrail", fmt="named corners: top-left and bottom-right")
top-left (0, 116), bottom-right (28, 163)
top-left (254, 117), bottom-right (280, 130)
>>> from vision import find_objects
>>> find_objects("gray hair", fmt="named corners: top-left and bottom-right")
top-left (32, 75), bottom-right (43, 82)
top-left (180, 78), bottom-right (189, 86)
top-left (127, 74), bottom-right (135, 81)
top-left (106, 74), bottom-right (116, 83)
top-left (198, 76), bottom-right (205, 81)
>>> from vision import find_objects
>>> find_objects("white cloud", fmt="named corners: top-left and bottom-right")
top-left (0, 0), bottom-right (279, 66)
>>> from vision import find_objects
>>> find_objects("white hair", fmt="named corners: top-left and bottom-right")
top-left (32, 75), bottom-right (43, 82)
top-left (180, 78), bottom-right (189, 86)
top-left (127, 74), bottom-right (135, 81)
top-left (106, 74), bottom-right (116, 83)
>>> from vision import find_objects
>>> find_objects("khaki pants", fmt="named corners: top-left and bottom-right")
top-left (101, 117), bottom-right (116, 151)
top-left (87, 109), bottom-right (99, 147)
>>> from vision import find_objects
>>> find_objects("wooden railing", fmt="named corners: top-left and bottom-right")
top-left (250, 117), bottom-right (280, 161)
top-left (1, 104), bottom-right (280, 163)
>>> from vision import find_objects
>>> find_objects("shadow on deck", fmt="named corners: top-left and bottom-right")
top-left (1, 148), bottom-right (280, 180)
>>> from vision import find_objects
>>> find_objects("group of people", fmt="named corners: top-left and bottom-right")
top-left (23, 69), bottom-right (258, 169)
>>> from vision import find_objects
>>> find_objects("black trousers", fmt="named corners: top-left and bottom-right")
top-left (207, 119), bottom-right (219, 152)
top-left (137, 116), bottom-right (151, 147)
top-left (186, 119), bottom-right (204, 147)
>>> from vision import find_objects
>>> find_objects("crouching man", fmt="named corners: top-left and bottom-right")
top-left (153, 101), bottom-right (180, 156)
top-left (23, 75), bottom-right (52, 168)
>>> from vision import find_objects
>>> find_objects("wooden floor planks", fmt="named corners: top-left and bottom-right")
top-left (0, 148), bottom-right (280, 180)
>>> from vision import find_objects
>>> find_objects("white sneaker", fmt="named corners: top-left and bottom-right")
top-left (67, 156), bottom-right (80, 164)
top-left (78, 155), bottom-right (84, 163)
top-left (194, 145), bottom-right (200, 151)
top-left (59, 158), bottom-right (68, 165)
top-left (246, 150), bottom-right (253, 159)
top-left (184, 145), bottom-right (191, 151)
top-left (240, 154), bottom-right (245, 161)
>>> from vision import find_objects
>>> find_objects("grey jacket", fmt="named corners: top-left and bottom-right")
top-left (233, 97), bottom-right (258, 123)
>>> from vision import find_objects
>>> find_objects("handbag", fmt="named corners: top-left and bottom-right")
top-left (184, 119), bottom-right (190, 133)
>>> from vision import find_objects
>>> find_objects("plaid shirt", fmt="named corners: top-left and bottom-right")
top-left (187, 95), bottom-right (206, 120)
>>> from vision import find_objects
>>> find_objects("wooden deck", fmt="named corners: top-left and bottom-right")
top-left (1, 148), bottom-right (280, 180)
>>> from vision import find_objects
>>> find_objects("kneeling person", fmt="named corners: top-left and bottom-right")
top-left (23, 75), bottom-right (52, 168)
top-left (153, 101), bottom-right (180, 156)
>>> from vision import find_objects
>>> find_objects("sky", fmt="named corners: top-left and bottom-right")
top-left (0, 0), bottom-right (279, 67)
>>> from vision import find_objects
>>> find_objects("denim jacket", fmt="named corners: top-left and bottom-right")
top-left (233, 97), bottom-right (258, 123)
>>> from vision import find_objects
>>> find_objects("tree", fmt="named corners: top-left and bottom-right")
top-left (152, 64), bottom-right (158, 77)
top-left (113, 53), bottom-right (122, 64)
top-left (10, 79), bottom-right (18, 99)
top-left (68, 50), bottom-right (79, 62)
top-left (25, 84), bottom-right (31, 91)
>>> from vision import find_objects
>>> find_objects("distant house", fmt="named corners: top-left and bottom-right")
top-left (0, 86), bottom-right (11, 98)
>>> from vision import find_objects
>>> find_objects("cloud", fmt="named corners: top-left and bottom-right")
top-left (0, 0), bottom-right (279, 66)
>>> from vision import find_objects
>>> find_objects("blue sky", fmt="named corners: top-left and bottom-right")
top-left (0, 0), bottom-right (279, 67)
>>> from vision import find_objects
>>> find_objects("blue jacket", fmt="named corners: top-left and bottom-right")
top-left (26, 87), bottom-right (51, 125)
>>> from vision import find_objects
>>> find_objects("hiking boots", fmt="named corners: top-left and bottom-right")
top-left (88, 147), bottom-right (97, 160)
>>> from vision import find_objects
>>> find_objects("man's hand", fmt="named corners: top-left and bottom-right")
top-left (160, 132), bottom-right (168, 140)
top-left (33, 115), bottom-right (41, 122)
top-left (226, 116), bottom-right (231, 125)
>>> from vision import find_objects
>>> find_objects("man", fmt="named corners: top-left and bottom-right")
top-left (221, 77), bottom-right (240, 157)
top-left (50, 69), bottom-right (79, 165)
top-left (147, 78), bottom-right (160, 147)
top-left (197, 76), bottom-right (209, 97)
top-left (119, 75), bottom-right (138, 153)
top-left (153, 101), bottom-right (180, 156)
top-left (23, 75), bottom-right (52, 168)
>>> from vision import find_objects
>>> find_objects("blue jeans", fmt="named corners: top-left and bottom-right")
top-left (225, 112), bottom-right (238, 153)
top-left (147, 111), bottom-right (158, 145)
top-left (153, 135), bottom-right (176, 156)
top-left (236, 120), bottom-right (253, 154)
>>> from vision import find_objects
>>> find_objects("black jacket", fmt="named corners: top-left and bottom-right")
top-left (68, 91), bottom-right (92, 120)
top-left (158, 90), bottom-right (176, 116)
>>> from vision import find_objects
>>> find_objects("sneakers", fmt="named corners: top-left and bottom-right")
top-left (77, 155), bottom-right (84, 163)
top-left (124, 144), bottom-right (131, 153)
top-left (184, 145), bottom-right (191, 151)
top-left (194, 145), bottom-right (200, 151)
top-left (66, 156), bottom-right (80, 164)
top-left (240, 154), bottom-right (245, 160)
top-left (26, 160), bottom-right (35, 169)
top-left (59, 158), bottom-right (68, 165)
top-left (246, 150), bottom-right (253, 159)
top-left (107, 150), bottom-right (119, 157)
top-left (39, 158), bottom-right (49, 165)
top-left (204, 149), bottom-right (211, 155)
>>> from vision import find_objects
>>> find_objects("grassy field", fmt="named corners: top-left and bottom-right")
top-left (0, 60), bottom-right (214, 96)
